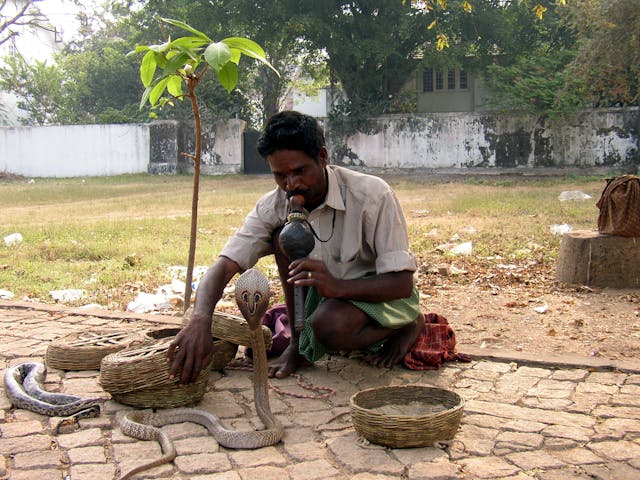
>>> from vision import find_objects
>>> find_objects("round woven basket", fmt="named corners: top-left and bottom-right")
top-left (183, 310), bottom-right (273, 351)
top-left (99, 336), bottom-right (212, 408)
top-left (349, 385), bottom-right (464, 448)
top-left (143, 327), bottom-right (237, 371)
top-left (45, 329), bottom-right (144, 371)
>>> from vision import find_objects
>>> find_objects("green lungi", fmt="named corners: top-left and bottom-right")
top-left (298, 286), bottom-right (421, 362)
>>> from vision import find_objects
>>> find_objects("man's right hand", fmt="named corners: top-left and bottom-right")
top-left (167, 320), bottom-right (214, 384)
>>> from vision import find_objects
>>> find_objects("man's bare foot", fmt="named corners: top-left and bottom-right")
top-left (268, 343), bottom-right (311, 378)
top-left (363, 313), bottom-right (425, 369)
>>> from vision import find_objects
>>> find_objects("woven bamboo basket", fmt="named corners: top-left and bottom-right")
top-left (349, 385), bottom-right (464, 448)
top-left (99, 336), bottom-right (212, 408)
top-left (45, 329), bottom-right (145, 371)
top-left (110, 380), bottom-right (208, 409)
top-left (143, 327), bottom-right (238, 371)
top-left (182, 310), bottom-right (273, 350)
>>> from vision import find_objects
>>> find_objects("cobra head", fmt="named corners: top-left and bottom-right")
top-left (234, 268), bottom-right (271, 330)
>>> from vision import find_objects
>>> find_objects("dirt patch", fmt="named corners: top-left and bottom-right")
top-left (415, 257), bottom-right (640, 363)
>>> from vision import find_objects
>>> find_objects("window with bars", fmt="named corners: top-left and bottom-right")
top-left (423, 68), bottom-right (434, 92)
top-left (447, 69), bottom-right (456, 89)
top-left (460, 70), bottom-right (468, 89)
top-left (435, 70), bottom-right (444, 90)
top-left (423, 67), bottom-right (469, 92)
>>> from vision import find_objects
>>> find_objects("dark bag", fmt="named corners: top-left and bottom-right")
top-left (596, 175), bottom-right (640, 237)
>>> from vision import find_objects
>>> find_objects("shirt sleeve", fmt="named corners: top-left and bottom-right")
top-left (373, 189), bottom-right (419, 274)
top-left (219, 189), bottom-right (286, 270)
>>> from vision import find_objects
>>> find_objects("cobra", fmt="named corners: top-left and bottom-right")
top-left (118, 268), bottom-right (284, 480)
top-left (3, 361), bottom-right (101, 417)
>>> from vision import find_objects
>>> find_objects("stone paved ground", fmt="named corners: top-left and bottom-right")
top-left (1, 300), bottom-right (639, 480)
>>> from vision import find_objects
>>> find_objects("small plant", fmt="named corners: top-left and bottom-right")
top-left (130, 18), bottom-right (278, 310)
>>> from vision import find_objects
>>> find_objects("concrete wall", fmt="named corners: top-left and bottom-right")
top-left (1, 109), bottom-right (637, 177)
top-left (179, 119), bottom-right (246, 175)
top-left (0, 124), bottom-right (150, 177)
top-left (328, 108), bottom-right (639, 171)
top-left (1, 119), bottom-right (245, 178)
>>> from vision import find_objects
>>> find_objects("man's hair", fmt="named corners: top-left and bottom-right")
top-left (257, 110), bottom-right (326, 161)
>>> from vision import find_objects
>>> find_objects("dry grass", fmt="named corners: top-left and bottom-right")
top-left (0, 172), bottom-right (607, 311)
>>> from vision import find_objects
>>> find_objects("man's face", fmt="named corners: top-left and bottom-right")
top-left (267, 148), bottom-right (328, 211)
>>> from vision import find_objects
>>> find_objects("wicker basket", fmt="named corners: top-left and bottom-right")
top-left (183, 311), bottom-right (273, 351)
top-left (99, 336), bottom-right (212, 408)
top-left (143, 327), bottom-right (237, 371)
top-left (45, 329), bottom-right (144, 371)
top-left (349, 385), bottom-right (464, 448)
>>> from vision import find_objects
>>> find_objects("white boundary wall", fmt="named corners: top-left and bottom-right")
top-left (1, 109), bottom-right (637, 177)
top-left (1, 124), bottom-right (150, 177)
top-left (330, 109), bottom-right (639, 170)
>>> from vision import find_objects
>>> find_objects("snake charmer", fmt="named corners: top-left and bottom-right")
top-left (168, 110), bottom-right (425, 383)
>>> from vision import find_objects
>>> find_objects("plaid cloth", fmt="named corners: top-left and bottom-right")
top-left (403, 312), bottom-right (472, 370)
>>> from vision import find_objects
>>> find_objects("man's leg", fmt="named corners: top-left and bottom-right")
top-left (268, 228), bottom-right (310, 379)
top-left (312, 300), bottom-right (425, 369)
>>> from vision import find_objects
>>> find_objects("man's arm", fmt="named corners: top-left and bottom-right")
top-left (167, 256), bottom-right (241, 384)
top-left (288, 258), bottom-right (414, 303)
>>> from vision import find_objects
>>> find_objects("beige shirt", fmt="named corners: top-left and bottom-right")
top-left (220, 165), bottom-right (418, 279)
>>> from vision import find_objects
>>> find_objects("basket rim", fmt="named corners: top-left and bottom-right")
top-left (349, 385), bottom-right (464, 418)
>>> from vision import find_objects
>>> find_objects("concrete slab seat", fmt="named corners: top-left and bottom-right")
top-left (556, 229), bottom-right (640, 288)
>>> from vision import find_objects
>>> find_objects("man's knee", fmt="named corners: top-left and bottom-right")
top-left (311, 300), bottom-right (367, 347)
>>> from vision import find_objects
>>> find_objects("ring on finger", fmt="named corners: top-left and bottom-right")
top-left (307, 271), bottom-right (312, 279)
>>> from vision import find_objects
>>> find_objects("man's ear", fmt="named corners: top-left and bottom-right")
top-left (318, 146), bottom-right (328, 167)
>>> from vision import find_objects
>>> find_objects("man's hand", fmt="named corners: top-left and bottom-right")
top-left (288, 258), bottom-right (414, 303)
top-left (287, 258), bottom-right (343, 298)
top-left (167, 320), bottom-right (213, 384)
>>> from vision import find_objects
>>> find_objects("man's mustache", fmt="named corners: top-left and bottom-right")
top-left (286, 190), bottom-right (308, 199)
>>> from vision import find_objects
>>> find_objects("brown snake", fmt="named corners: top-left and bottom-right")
top-left (118, 268), bottom-right (284, 480)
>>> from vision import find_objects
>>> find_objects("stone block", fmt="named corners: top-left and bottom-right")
top-left (557, 230), bottom-right (640, 287)
top-left (148, 120), bottom-right (180, 174)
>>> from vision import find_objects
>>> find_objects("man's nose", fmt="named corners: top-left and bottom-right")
top-left (285, 175), bottom-right (300, 192)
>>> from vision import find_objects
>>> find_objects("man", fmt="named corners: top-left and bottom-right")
top-left (168, 110), bottom-right (424, 384)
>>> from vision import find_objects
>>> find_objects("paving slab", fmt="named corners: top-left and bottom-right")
top-left (1, 300), bottom-right (640, 479)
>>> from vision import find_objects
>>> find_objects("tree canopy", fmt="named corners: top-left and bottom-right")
top-left (0, 0), bottom-right (46, 48)
top-left (1, 0), bottom-right (638, 127)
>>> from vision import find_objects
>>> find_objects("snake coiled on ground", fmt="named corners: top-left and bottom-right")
top-left (118, 268), bottom-right (284, 480)
top-left (3, 361), bottom-right (101, 417)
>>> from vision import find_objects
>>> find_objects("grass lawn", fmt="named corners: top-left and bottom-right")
top-left (0, 172), bottom-right (607, 311)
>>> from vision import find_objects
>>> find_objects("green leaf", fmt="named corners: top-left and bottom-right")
top-left (161, 18), bottom-right (211, 42)
top-left (223, 37), bottom-right (279, 76)
top-left (140, 51), bottom-right (157, 88)
top-left (217, 62), bottom-right (238, 93)
top-left (174, 46), bottom-right (202, 63)
top-left (129, 45), bottom-right (150, 55)
top-left (229, 49), bottom-right (241, 65)
top-left (168, 36), bottom-right (209, 50)
top-left (149, 40), bottom-right (170, 53)
top-left (149, 76), bottom-right (170, 106)
top-left (139, 87), bottom-right (151, 110)
top-left (222, 37), bottom-right (266, 60)
top-left (204, 42), bottom-right (232, 71)
top-left (166, 75), bottom-right (183, 97)
top-left (164, 52), bottom-right (193, 73)
top-left (153, 51), bottom-right (167, 69)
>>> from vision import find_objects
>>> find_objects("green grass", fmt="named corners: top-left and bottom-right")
top-left (0, 172), bottom-right (607, 309)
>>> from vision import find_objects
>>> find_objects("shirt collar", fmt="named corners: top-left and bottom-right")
top-left (323, 166), bottom-right (345, 211)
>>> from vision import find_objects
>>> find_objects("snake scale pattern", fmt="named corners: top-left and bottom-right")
top-left (3, 361), bottom-right (101, 417)
top-left (118, 268), bottom-right (284, 480)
